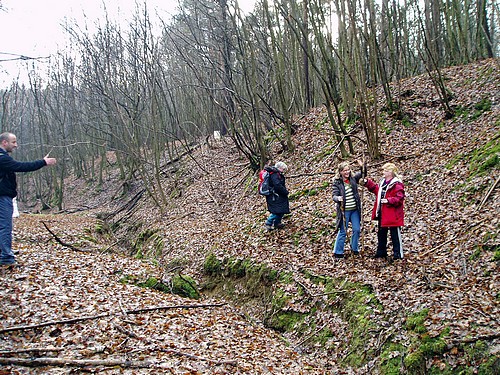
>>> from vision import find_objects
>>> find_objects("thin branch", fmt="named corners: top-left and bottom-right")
top-left (478, 174), bottom-right (500, 210)
top-left (0, 357), bottom-right (155, 368)
top-left (0, 347), bottom-right (63, 355)
top-left (41, 221), bottom-right (90, 252)
top-left (0, 303), bottom-right (226, 334)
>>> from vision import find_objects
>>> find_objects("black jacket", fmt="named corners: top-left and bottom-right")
top-left (332, 171), bottom-right (363, 230)
top-left (0, 149), bottom-right (46, 198)
top-left (265, 166), bottom-right (290, 215)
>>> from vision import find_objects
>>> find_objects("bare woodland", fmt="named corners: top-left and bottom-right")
top-left (0, 0), bottom-right (497, 210)
top-left (0, 0), bottom-right (499, 374)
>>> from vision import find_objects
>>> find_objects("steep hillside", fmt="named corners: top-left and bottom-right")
top-left (2, 59), bottom-right (499, 374)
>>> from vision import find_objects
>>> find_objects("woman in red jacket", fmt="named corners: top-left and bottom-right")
top-left (363, 163), bottom-right (405, 260)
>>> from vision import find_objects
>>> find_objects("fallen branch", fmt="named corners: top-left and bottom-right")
top-left (448, 332), bottom-right (500, 347)
top-left (125, 303), bottom-right (226, 315)
top-left (478, 174), bottom-right (500, 211)
top-left (0, 303), bottom-right (226, 334)
top-left (164, 212), bottom-right (194, 227)
top-left (0, 313), bottom-right (111, 334)
top-left (420, 218), bottom-right (489, 257)
top-left (0, 347), bottom-right (63, 355)
top-left (0, 357), bottom-right (155, 368)
top-left (41, 221), bottom-right (89, 252)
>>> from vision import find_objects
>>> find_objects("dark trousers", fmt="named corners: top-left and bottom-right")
top-left (376, 225), bottom-right (403, 259)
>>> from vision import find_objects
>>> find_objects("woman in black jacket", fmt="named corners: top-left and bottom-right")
top-left (332, 161), bottom-right (363, 258)
top-left (264, 162), bottom-right (290, 230)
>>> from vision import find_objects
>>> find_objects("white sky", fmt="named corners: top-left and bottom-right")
top-left (0, 0), bottom-right (256, 87)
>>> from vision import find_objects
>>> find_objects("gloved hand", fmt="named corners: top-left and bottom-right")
top-left (381, 198), bottom-right (388, 204)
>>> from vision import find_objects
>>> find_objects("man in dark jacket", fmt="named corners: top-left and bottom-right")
top-left (0, 132), bottom-right (57, 266)
top-left (264, 162), bottom-right (290, 231)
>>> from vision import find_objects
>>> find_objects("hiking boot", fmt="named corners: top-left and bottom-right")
top-left (264, 224), bottom-right (274, 231)
top-left (334, 253), bottom-right (344, 259)
top-left (275, 223), bottom-right (285, 229)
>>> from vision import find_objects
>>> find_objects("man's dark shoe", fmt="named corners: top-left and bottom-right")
top-left (373, 254), bottom-right (387, 259)
top-left (1, 262), bottom-right (21, 269)
top-left (275, 223), bottom-right (285, 229)
top-left (352, 251), bottom-right (360, 256)
top-left (334, 253), bottom-right (344, 259)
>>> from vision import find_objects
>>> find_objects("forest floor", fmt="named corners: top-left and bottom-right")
top-left (0, 59), bottom-right (499, 374)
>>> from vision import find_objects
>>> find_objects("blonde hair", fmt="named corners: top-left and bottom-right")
top-left (337, 161), bottom-right (351, 178)
top-left (382, 162), bottom-right (399, 178)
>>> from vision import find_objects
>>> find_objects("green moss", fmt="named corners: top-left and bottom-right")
top-left (133, 228), bottom-right (163, 259)
top-left (404, 313), bottom-right (450, 373)
top-left (469, 133), bottom-right (500, 177)
top-left (404, 349), bottom-right (425, 373)
top-left (123, 274), bottom-right (200, 299)
top-left (171, 275), bottom-right (199, 299)
top-left (380, 343), bottom-right (404, 375)
top-left (494, 247), bottom-right (500, 261)
top-left (289, 182), bottom-right (329, 200)
top-left (421, 333), bottom-right (448, 356)
top-left (406, 308), bottom-right (429, 334)
top-left (478, 355), bottom-right (500, 375)
top-left (470, 247), bottom-right (482, 261)
top-left (471, 99), bottom-right (492, 120)
top-left (203, 252), bottom-right (222, 275)
top-left (94, 220), bottom-right (111, 235)
top-left (315, 326), bottom-right (335, 346)
top-left (445, 153), bottom-right (465, 169)
top-left (266, 310), bottom-right (305, 332)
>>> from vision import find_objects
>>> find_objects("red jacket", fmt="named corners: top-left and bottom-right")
top-left (365, 177), bottom-right (405, 227)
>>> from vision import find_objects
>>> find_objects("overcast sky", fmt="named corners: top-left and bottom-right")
top-left (0, 0), bottom-right (255, 86)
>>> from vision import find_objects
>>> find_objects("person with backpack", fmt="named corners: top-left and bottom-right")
top-left (332, 161), bottom-right (364, 259)
top-left (363, 162), bottom-right (405, 260)
top-left (262, 162), bottom-right (290, 231)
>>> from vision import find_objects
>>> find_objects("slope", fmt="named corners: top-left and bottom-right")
top-left (1, 59), bottom-right (499, 374)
